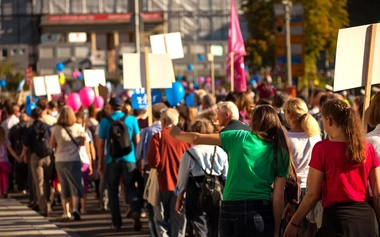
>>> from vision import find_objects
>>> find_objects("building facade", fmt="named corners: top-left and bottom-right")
top-left (0, 0), bottom-right (247, 79)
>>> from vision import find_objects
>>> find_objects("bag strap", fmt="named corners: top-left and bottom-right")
top-left (62, 125), bottom-right (79, 148)
top-left (120, 113), bottom-right (128, 122)
top-left (209, 146), bottom-right (217, 176)
top-left (186, 146), bottom-right (217, 176)
top-left (186, 150), bottom-right (208, 176)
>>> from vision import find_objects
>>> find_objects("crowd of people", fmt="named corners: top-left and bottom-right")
top-left (0, 81), bottom-right (380, 237)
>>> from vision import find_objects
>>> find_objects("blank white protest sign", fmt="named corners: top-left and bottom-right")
top-left (334, 23), bottom-right (380, 91)
top-left (44, 75), bottom-right (61, 95)
top-left (33, 76), bottom-right (46, 96)
top-left (150, 32), bottom-right (184, 59)
top-left (83, 69), bottom-right (106, 87)
top-left (33, 75), bottom-right (61, 96)
top-left (122, 53), bottom-right (174, 89)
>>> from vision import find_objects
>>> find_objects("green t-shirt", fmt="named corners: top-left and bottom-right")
top-left (220, 130), bottom-right (290, 201)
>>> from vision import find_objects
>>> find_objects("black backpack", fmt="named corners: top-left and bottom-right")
top-left (32, 122), bottom-right (52, 158)
top-left (107, 114), bottom-right (132, 159)
top-left (186, 147), bottom-right (223, 215)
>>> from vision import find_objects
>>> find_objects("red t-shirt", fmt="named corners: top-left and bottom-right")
top-left (309, 140), bottom-right (379, 208)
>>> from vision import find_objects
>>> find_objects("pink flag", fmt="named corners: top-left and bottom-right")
top-left (226, 0), bottom-right (247, 92)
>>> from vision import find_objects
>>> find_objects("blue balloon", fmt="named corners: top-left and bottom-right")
top-left (165, 82), bottom-right (185, 106)
top-left (0, 79), bottom-right (6, 88)
top-left (55, 62), bottom-right (65, 72)
top-left (77, 74), bottom-right (83, 80)
top-left (185, 93), bottom-right (195, 106)
top-left (193, 82), bottom-right (199, 89)
top-left (176, 75), bottom-right (183, 81)
top-left (187, 64), bottom-right (194, 71)
top-left (249, 79), bottom-right (256, 86)
top-left (244, 65), bottom-right (249, 71)
top-left (25, 102), bottom-right (36, 116)
top-left (198, 55), bottom-right (204, 61)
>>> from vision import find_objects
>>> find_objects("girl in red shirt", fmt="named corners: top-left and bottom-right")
top-left (284, 99), bottom-right (380, 237)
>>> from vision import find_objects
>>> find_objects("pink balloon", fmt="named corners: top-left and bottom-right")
top-left (94, 96), bottom-right (104, 109)
top-left (72, 71), bottom-right (80, 78)
top-left (66, 93), bottom-right (82, 112)
top-left (182, 81), bottom-right (188, 88)
top-left (198, 77), bottom-right (205, 83)
top-left (79, 87), bottom-right (95, 107)
top-left (51, 94), bottom-right (63, 101)
top-left (206, 77), bottom-right (212, 83)
top-left (126, 90), bottom-right (133, 98)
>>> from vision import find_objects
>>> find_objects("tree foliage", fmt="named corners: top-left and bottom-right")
top-left (243, 0), bottom-right (349, 78)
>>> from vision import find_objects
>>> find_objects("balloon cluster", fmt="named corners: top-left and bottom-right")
top-left (72, 71), bottom-right (83, 80)
top-left (66, 87), bottom-right (104, 112)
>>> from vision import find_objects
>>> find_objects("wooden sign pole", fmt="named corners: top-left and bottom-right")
top-left (362, 24), bottom-right (377, 133)
top-left (44, 77), bottom-right (52, 101)
top-left (144, 47), bottom-right (153, 126)
top-left (230, 52), bottom-right (234, 92)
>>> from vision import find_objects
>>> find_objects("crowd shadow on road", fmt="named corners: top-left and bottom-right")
top-left (11, 192), bottom-right (150, 237)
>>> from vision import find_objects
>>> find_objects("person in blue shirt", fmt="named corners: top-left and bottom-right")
top-left (97, 97), bottom-right (142, 231)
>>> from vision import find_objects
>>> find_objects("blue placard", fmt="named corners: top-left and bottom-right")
top-left (131, 89), bottom-right (163, 109)
top-left (131, 93), bottom-right (148, 109)
top-left (152, 89), bottom-right (162, 105)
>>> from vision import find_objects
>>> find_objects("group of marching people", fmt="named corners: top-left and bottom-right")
top-left (1, 84), bottom-right (380, 237)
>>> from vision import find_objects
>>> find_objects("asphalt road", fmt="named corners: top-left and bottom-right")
top-left (10, 192), bottom-right (150, 237)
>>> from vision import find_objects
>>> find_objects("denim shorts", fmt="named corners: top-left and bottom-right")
top-left (219, 200), bottom-right (274, 237)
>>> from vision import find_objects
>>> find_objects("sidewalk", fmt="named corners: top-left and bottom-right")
top-left (0, 198), bottom-right (71, 237)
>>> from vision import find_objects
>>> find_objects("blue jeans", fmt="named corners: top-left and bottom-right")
top-left (219, 200), bottom-right (274, 237)
top-left (107, 160), bottom-right (141, 227)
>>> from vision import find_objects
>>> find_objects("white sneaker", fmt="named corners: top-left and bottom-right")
top-left (61, 213), bottom-right (71, 219)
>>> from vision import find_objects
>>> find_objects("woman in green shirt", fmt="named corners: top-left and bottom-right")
top-left (170, 104), bottom-right (291, 237)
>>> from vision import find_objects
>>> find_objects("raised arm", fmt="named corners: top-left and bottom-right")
top-left (169, 126), bottom-right (221, 146)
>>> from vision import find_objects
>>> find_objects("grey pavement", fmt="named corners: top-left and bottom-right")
top-left (7, 193), bottom-right (150, 237)
top-left (0, 198), bottom-right (70, 237)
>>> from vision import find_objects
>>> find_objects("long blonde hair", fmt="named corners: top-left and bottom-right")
top-left (283, 98), bottom-right (320, 137)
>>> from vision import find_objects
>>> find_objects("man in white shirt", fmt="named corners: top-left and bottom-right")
top-left (1, 104), bottom-right (20, 138)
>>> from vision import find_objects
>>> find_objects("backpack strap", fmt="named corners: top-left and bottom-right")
top-left (209, 146), bottom-right (217, 176)
top-left (186, 150), bottom-right (208, 176)
top-left (62, 125), bottom-right (79, 148)
top-left (120, 113), bottom-right (128, 122)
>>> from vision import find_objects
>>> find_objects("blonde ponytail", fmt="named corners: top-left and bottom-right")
top-left (301, 113), bottom-right (321, 137)
top-left (283, 98), bottom-right (321, 138)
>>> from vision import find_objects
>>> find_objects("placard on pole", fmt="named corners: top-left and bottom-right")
top-left (333, 23), bottom-right (380, 132)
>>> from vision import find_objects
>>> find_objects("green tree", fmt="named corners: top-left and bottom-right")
top-left (243, 0), bottom-right (348, 80)
top-left (0, 60), bottom-right (24, 91)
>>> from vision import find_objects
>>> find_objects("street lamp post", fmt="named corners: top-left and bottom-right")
top-left (283, 0), bottom-right (292, 87)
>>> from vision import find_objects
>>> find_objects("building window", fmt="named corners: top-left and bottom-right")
top-left (39, 48), bottom-right (54, 58)
top-left (2, 49), bottom-right (8, 58)
top-left (57, 47), bottom-right (71, 58)
top-left (75, 46), bottom-right (89, 58)
top-left (40, 68), bottom-right (55, 75)
top-left (190, 45), bottom-right (206, 54)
